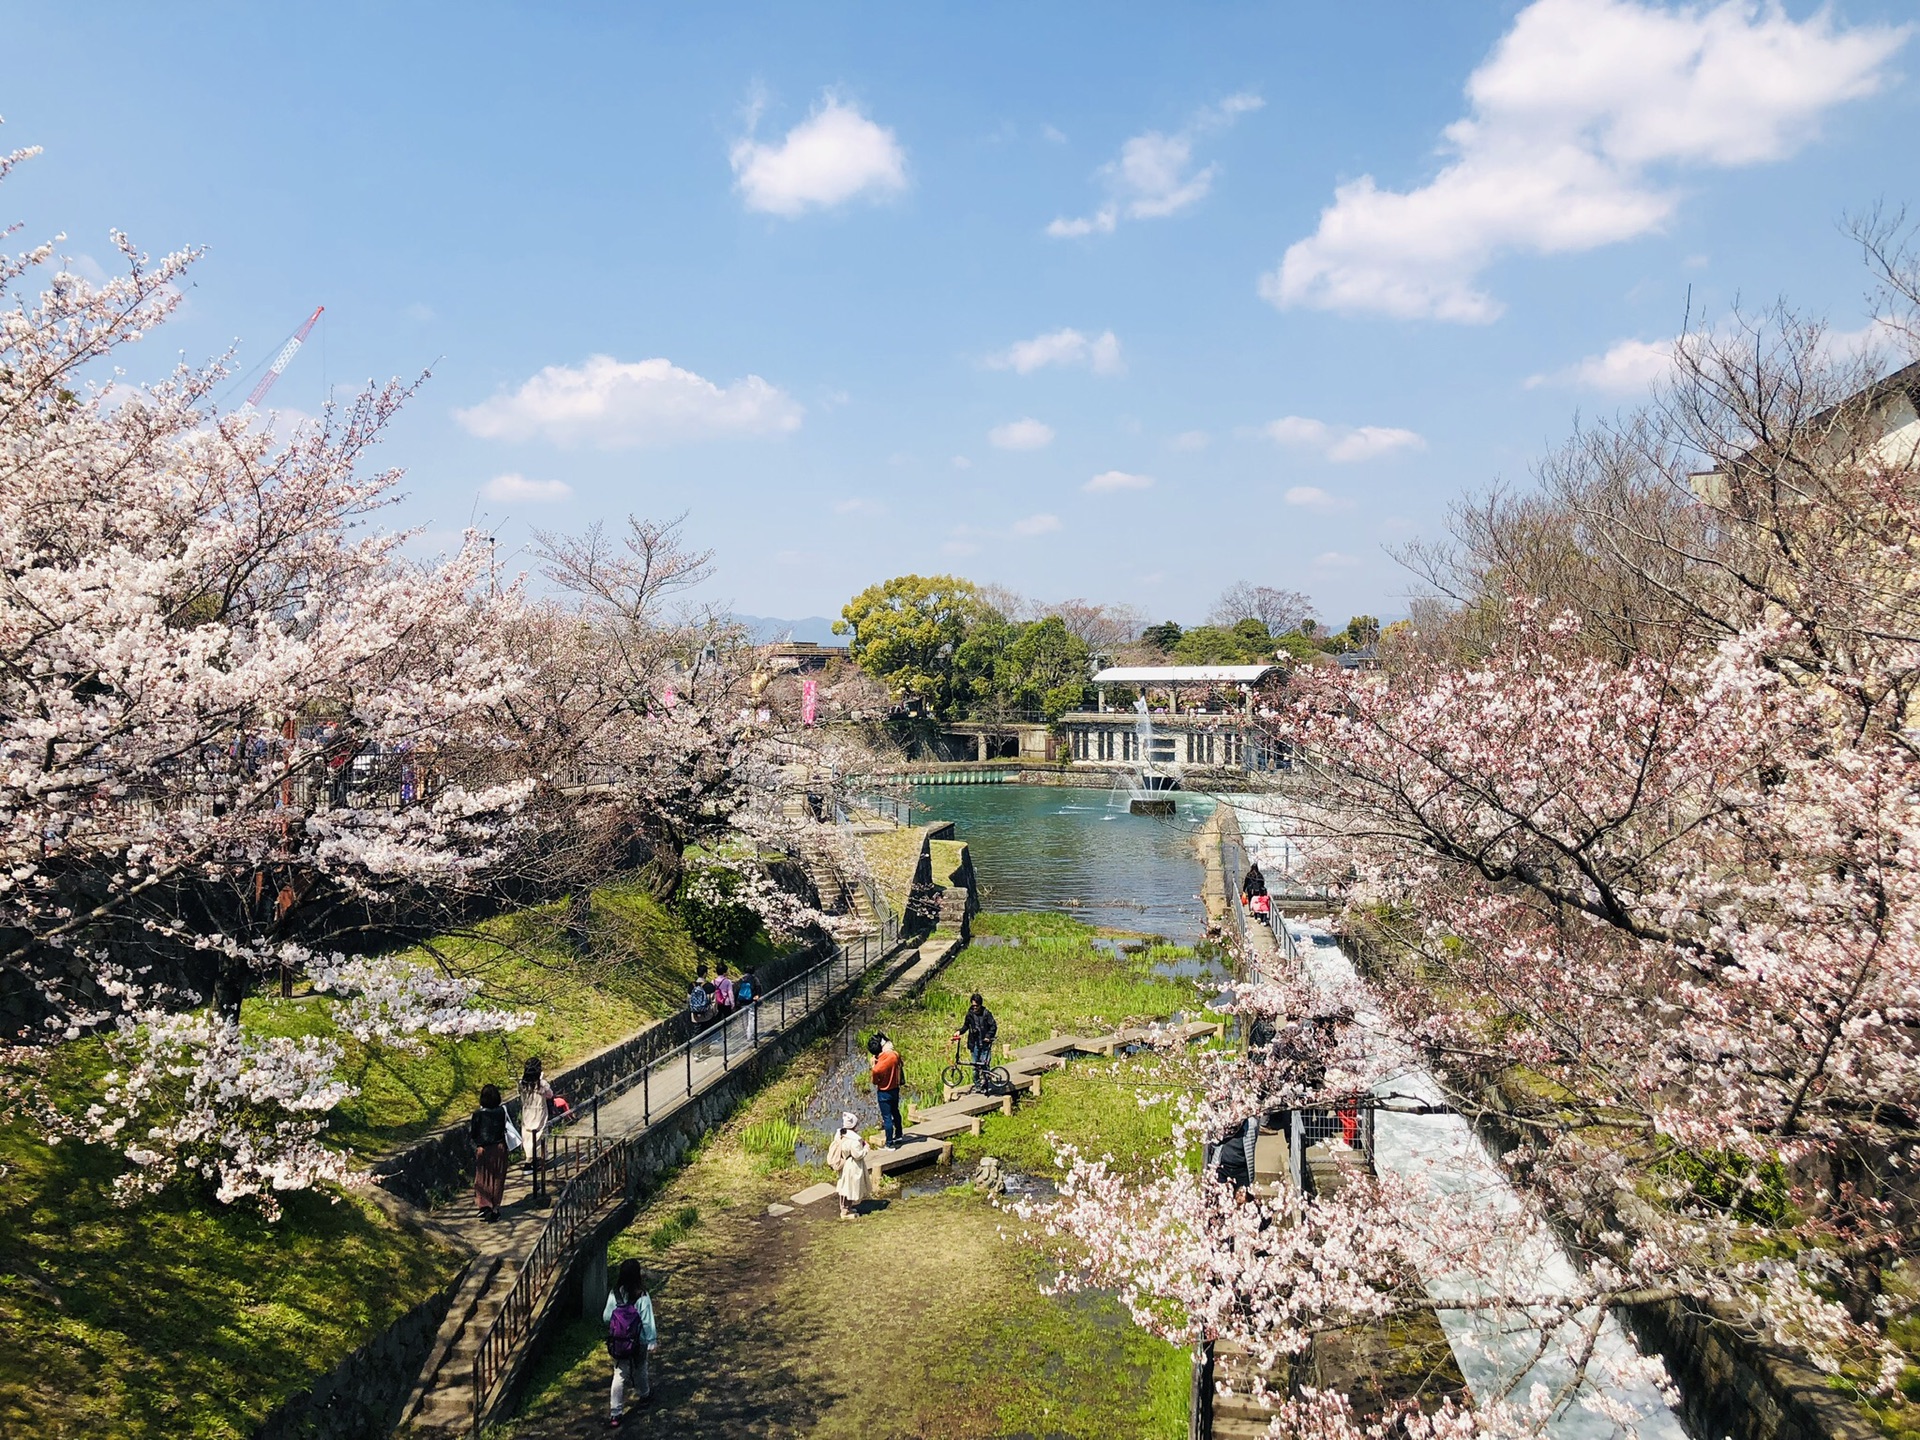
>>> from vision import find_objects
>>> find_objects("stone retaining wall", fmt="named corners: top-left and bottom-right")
top-left (252, 1279), bottom-right (459, 1440)
top-left (370, 932), bottom-right (890, 1207)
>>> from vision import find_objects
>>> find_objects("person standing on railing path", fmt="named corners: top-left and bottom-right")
top-left (868, 1033), bottom-right (904, 1147)
top-left (688, 967), bottom-right (715, 1029)
top-left (603, 1257), bottom-right (657, 1425)
top-left (736, 966), bottom-right (758, 1044)
top-left (469, 1083), bottom-right (510, 1222)
top-left (712, 960), bottom-right (736, 1023)
top-left (519, 1056), bottom-right (555, 1205)
top-left (826, 1111), bottom-right (872, 1219)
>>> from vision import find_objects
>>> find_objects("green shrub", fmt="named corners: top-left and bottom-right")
top-left (676, 865), bottom-right (761, 955)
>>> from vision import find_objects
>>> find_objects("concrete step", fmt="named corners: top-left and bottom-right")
top-left (902, 1113), bottom-right (981, 1141)
top-left (910, 1092), bottom-right (1012, 1123)
top-left (1002, 1054), bottom-right (1065, 1077)
top-left (1170, 1018), bottom-right (1226, 1043)
top-left (790, 1181), bottom-right (838, 1206)
top-left (865, 1137), bottom-right (951, 1176)
top-left (1008, 1034), bottom-right (1092, 1060)
top-left (941, 1069), bottom-right (1041, 1104)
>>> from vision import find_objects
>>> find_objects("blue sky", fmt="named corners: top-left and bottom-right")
top-left (2, 1), bottom-right (1914, 628)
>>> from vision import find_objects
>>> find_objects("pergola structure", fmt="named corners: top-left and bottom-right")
top-left (1091, 664), bottom-right (1276, 714)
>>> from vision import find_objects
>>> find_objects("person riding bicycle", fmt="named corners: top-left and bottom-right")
top-left (951, 993), bottom-right (998, 1091)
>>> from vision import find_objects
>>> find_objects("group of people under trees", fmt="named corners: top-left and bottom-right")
top-left (685, 959), bottom-right (759, 1040)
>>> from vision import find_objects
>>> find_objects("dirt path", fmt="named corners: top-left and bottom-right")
top-left (503, 915), bottom-right (1197, 1440)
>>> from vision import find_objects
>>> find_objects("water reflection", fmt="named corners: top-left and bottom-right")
top-left (910, 783), bottom-right (1216, 941)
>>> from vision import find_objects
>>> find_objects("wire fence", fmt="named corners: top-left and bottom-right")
top-left (470, 902), bottom-right (904, 1426)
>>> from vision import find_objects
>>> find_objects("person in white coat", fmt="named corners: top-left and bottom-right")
top-left (824, 1111), bottom-right (871, 1219)
top-left (519, 1056), bottom-right (555, 1202)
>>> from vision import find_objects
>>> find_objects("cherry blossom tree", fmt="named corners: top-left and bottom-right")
top-left (0, 144), bottom-right (541, 1205)
top-left (1029, 283), bottom-right (1920, 1431)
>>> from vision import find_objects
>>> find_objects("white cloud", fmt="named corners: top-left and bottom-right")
top-left (482, 472), bottom-right (572, 503)
top-left (1049, 92), bottom-right (1263, 237)
top-left (1012, 512), bottom-right (1063, 537)
top-left (1264, 415), bottom-right (1426, 463)
top-left (1170, 429), bottom-right (1210, 451)
top-left (1527, 336), bottom-right (1676, 392)
top-left (951, 455), bottom-right (972, 470)
top-left (456, 355), bottom-right (802, 448)
top-left (833, 497), bottom-right (887, 515)
top-left (1533, 316), bottom-right (1907, 397)
top-left (1284, 485), bottom-right (1353, 512)
top-left (1084, 470), bottom-right (1154, 493)
top-left (1264, 0), bottom-right (1906, 322)
top-left (731, 93), bottom-right (908, 216)
top-left (943, 538), bottom-right (981, 557)
top-left (989, 417), bottom-right (1055, 450)
top-left (1312, 551), bottom-right (1363, 572)
top-left (987, 327), bottom-right (1124, 376)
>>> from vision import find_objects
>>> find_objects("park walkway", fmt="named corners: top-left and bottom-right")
top-left (395, 923), bottom-right (940, 1436)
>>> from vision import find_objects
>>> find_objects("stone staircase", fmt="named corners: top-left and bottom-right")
top-left (399, 1254), bottom-right (516, 1435)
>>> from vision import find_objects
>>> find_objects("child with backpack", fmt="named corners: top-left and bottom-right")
top-left (736, 967), bottom-right (758, 1044)
top-left (687, 966), bottom-right (715, 1029)
top-left (603, 1257), bottom-right (657, 1425)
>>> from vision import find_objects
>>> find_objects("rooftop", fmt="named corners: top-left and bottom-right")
top-left (1092, 665), bottom-right (1275, 685)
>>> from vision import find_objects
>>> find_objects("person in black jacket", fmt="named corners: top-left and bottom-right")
top-left (470, 1083), bottom-right (509, 1221)
top-left (951, 993), bottom-right (999, 1091)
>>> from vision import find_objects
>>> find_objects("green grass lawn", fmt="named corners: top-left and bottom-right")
top-left (245, 881), bottom-right (784, 1152)
top-left (0, 1112), bottom-right (455, 1440)
top-left (870, 909), bottom-right (1213, 1115)
top-left (503, 909), bottom-right (1206, 1440)
top-left (3, 875), bottom-right (773, 1439)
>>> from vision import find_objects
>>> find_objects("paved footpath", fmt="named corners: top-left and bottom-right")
top-left (394, 934), bottom-right (950, 1435)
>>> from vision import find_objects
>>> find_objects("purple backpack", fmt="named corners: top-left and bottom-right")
top-left (607, 1300), bottom-right (643, 1358)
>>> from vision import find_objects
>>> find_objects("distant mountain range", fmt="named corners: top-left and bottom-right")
top-left (733, 614), bottom-right (841, 645)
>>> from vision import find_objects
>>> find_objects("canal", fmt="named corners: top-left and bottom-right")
top-left (909, 780), bottom-right (1216, 940)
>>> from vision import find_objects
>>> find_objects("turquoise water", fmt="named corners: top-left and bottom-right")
top-left (909, 782), bottom-right (1216, 941)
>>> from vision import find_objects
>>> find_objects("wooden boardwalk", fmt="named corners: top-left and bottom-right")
top-left (788, 1016), bottom-right (1225, 1208)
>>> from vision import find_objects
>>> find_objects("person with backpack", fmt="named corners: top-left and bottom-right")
top-left (950, 993), bottom-right (998, 1092)
top-left (602, 1257), bottom-right (657, 1424)
top-left (735, 967), bottom-right (758, 1045)
top-left (687, 966), bottom-right (715, 1030)
top-left (712, 959), bottom-right (735, 1018)
top-left (825, 1111), bottom-right (872, 1219)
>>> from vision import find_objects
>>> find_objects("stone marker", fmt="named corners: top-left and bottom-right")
top-left (789, 1182), bottom-right (838, 1207)
top-left (766, 1202), bottom-right (794, 1217)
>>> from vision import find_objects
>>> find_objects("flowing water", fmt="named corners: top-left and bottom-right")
top-left (909, 781), bottom-right (1215, 940)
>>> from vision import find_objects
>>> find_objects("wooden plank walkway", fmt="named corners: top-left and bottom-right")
top-left (787, 1016), bottom-right (1225, 1208)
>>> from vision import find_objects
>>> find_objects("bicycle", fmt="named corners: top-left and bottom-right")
top-left (941, 1038), bottom-right (1013, 1096)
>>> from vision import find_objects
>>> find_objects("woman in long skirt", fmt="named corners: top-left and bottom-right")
top-left (824, 1111), bottom-right (871, 1220)
top-left (470, 1083), bottom-right (509, 1221)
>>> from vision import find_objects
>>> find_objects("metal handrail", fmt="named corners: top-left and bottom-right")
top-left (468, 906), bottom-right (905, 1426)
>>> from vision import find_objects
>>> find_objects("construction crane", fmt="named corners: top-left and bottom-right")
top-left (239, 305), bottom-right (324, 411)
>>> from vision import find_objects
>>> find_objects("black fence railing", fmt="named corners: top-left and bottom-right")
top-left (470, 904), bottom-right (904, 1427)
